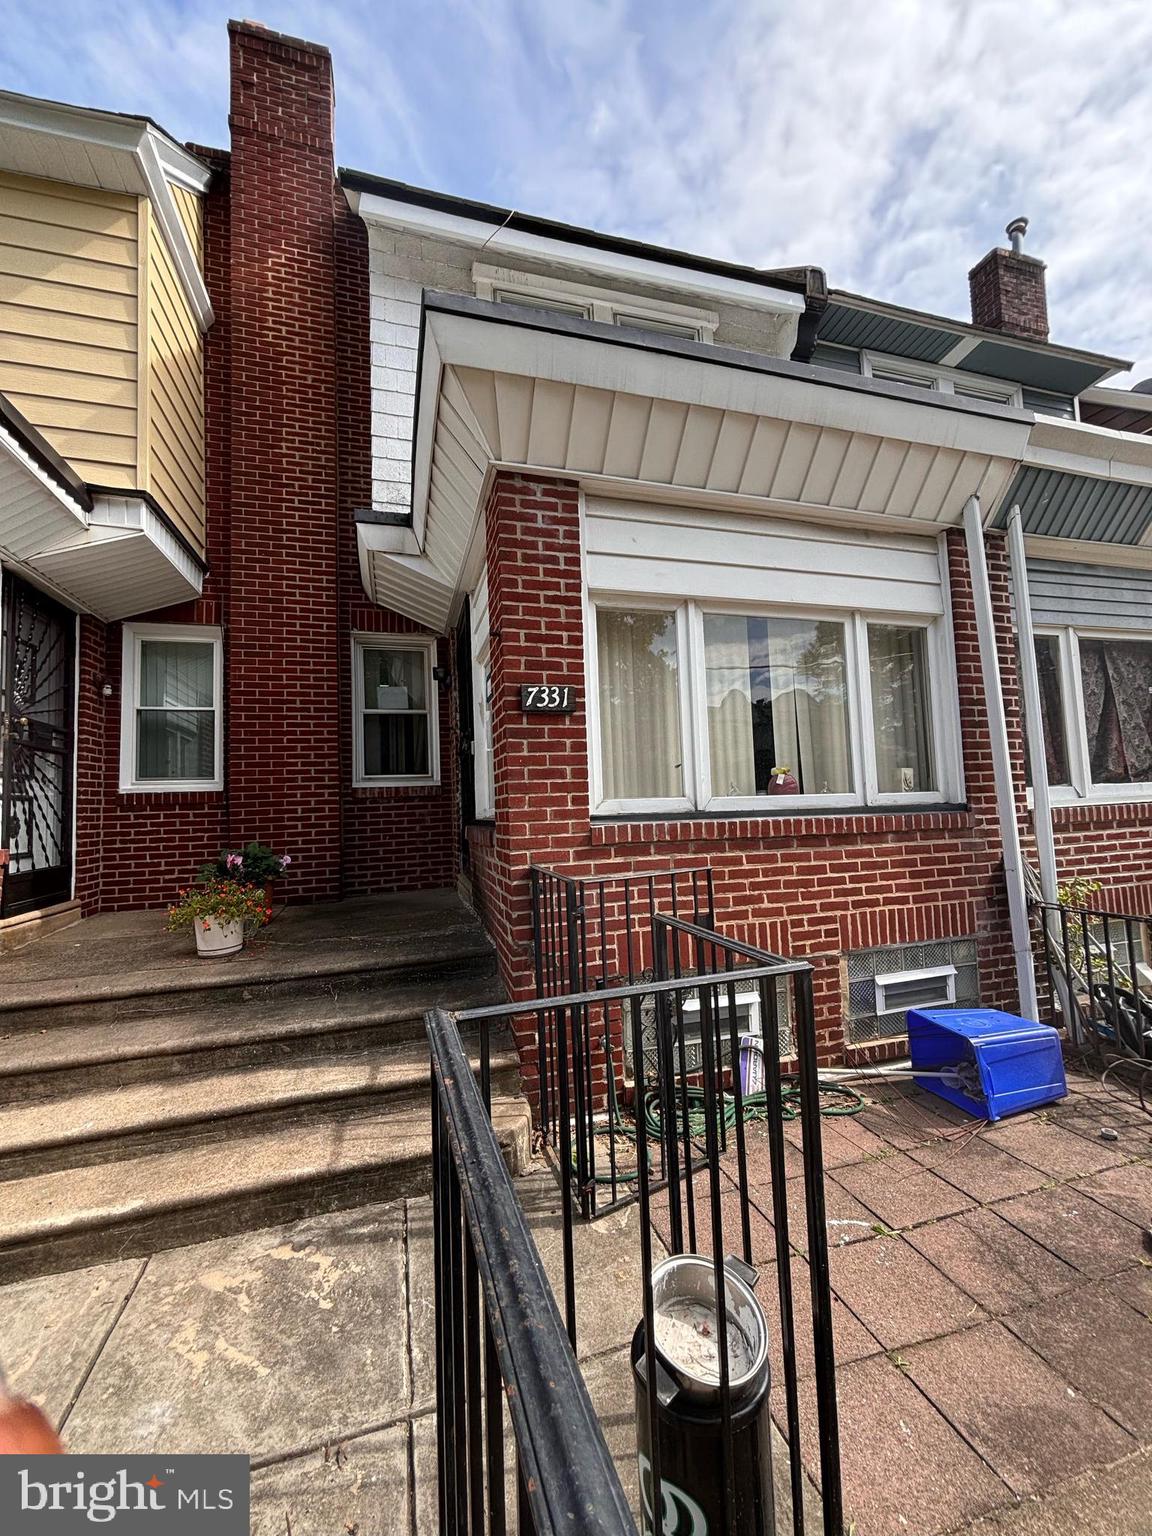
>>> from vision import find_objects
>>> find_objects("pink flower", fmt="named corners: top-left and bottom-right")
top-left (281, 855), bottom-right (292, 867)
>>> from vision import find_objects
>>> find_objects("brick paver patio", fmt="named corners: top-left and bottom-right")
top-left (742, 1065), bottom-right (1152, 1535)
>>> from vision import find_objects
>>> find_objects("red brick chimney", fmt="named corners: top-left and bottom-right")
top-left (968, 217), bottom-right (1048, 342)
top-left (225, 20), bottom-right (342, 898)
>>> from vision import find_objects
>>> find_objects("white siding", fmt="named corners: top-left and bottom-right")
top-left (585, 497), bottom-right (944, 614)
top-left (369, 268), bottom-right (421, 508)
top-left (1028, 558), bottom-right (1152, 632)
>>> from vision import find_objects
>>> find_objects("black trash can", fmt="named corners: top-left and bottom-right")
top-left (632, 1253), bottom-right (775, 1536)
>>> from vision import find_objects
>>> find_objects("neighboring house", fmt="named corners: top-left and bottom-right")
top-left (2, 21), bottom-right (1150, 1069)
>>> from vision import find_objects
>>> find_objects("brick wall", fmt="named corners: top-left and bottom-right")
top-left (334, 190), bottom-right (458, 896)
top-left (469, 471), bottom-right (1031, 1069)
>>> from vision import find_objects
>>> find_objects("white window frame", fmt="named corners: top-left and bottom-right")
top-left (119, 623), bottom-right (223, 793)
top-left (861, 350), bottom-right (1023, 407)
top-left (1033, 624), bottom-right (1152, 804)
top-left (585, 595), bottom-right (695, 816)
top-left (586, 593), bottom-right (961, 816)
top-left (874, 964), bottom-right (957, 1016)
top-left (352, 634), bottom-right (440, 788)
top-left (473, 641), bottom-right (495, 819)
top-left (472, 263), bottom-right (719, 342)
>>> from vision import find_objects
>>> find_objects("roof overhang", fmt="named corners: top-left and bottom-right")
top-left (346, 177), bottom-right (807, 326)
top-left (359, 294), bottom-right (1034, 629)
top-left (0, 89), bottom-right (213, 331)
top-left (1078, 384), bottom-right (1152, 437)
top-left (820, 292), bottom-right (1128, 395)
top-left (0, 409), bottom-right (202, 619)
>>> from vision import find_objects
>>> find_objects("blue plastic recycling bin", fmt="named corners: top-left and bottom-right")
top-left (907, 1008), bottom-right (1067, 1121)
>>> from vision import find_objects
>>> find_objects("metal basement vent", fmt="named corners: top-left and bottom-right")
top-left (847, 939), bottom-right (979, 1045)
top-left (624, 974), bottom-right (795, 1084)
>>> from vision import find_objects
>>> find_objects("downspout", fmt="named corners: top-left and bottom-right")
top-left (962, 495), bottom-right (1038, 1018)
top-left (1006, 506), bottom-right (1059, 903)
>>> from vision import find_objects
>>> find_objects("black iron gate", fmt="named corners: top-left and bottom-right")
top-left (0, 573), bottom-right (75, 917)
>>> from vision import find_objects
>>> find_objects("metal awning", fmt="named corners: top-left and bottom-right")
top-left (0, 404), bottom-right (203, 619)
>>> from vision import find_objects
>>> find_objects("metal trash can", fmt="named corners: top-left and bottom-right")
top-left (632, 1253), bottom-right (774, 1536)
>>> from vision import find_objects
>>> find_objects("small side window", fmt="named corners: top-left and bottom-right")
top-left (353, 637), bottom-right (440, 786)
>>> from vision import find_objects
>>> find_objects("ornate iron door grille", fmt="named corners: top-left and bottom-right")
top-left (1, 575), bottom-right (75, 917)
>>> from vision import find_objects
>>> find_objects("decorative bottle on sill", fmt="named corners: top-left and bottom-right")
top-left (767, 764), bottom-right (798, 796)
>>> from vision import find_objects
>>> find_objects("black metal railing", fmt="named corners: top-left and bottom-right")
top-left (531, 864), bottom-right (715, 997)
top-left (450, 919), bottom-right (845, 1536)
top-left (428, 1007), bottom-right (637, 1536)
top-left (1037, 899), bottom-right (1152, 1062)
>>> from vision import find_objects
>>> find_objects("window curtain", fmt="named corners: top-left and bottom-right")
top-left (704, 615), bottom-right (850, 795)
top-left (868, 625), bottom-right (935, 793)
top-left (1080, 638), bottom-right (1152, 784)
top-left (597, 609), bottom-right (683, 800)
top-left (705, 614), bottom-right (757, 795)
top-left (768, 620), bottom-right (850, 794)
top-left (137, 641), bottom-right (215, 780)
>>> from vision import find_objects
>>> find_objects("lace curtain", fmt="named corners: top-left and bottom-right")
top-left (1080, 638), bottom-right (1152, 784)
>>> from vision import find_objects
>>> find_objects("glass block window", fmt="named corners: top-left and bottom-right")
top-left (847, 938), bottom-right (979, 1045)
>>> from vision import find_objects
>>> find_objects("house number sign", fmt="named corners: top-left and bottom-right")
top-left (520, 683), bottom-right (576, 713)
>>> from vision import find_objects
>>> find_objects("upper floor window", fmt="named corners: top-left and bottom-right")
top-left (473, 263), bottom-right (718, 343)
top-left (1030, 628), bottom-right (1152, 800)
top-left (120, 624), bottom-right (222, 792)
top-left (864, 352), bottom-right (1021, 406)
top-left (352, 636), bottom-right (440, 787)
top-left (588, 598), bottom-right (953, 815)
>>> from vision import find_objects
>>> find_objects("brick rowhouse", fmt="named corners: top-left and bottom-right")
top-left (468, 471), bottom-right (1031, 1070)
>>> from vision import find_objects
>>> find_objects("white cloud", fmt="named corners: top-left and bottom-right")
top-left (2, 0), bottom-right (1151, 381)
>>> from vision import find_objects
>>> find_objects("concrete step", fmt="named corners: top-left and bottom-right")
top-left (0, 894), bottom-right (497, 1032)
top-left (0, 1033), bottom-right (522, 1178)
top-left (0, 971), bottom-right (506, 1104)
top-left (0, 1097), bottom-right (533, 1285)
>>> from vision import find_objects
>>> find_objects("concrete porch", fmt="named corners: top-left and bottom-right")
top-left (0, 891), bottom-right (529, 1281)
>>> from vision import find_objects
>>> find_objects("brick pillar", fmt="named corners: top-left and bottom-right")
top-left (225, 22), bottom-right (341, 897)
top-left (480, 472), bottom-right (587, 1017)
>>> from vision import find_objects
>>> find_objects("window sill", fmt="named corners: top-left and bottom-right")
top-left (590, 805), bottom-right (971, 846)
top-left (1051, 799), bottom-right (1152, 826)
top-left (118, 782), bottom-right (223, 795)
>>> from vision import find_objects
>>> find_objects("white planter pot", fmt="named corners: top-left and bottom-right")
top-left (194, 916), bottom-right (244, 957)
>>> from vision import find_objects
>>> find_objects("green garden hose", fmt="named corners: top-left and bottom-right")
top-left (579, 1077), bottom-right (866, 1185)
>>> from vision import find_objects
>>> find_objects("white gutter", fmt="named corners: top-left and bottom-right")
top-left (352, 190), bottom-right (806, 319)
top-left (1006, 506), bottom-right (1059, 905)
top-left (963, 494), bottom-right (1038, 1019)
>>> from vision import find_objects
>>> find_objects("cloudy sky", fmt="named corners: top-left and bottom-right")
top-left (4, 0), bottom-right (1150, 382)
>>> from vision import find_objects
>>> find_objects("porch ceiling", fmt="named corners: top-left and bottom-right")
top-left (360, 296), bottom-right (1032, 628)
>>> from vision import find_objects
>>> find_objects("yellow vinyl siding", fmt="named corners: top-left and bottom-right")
top-left (0, 170), bottom-right (139, 485)
top-left (171, 185), bottom-right (204, 265)
top-left (141, 200), bottom-right (205, 551)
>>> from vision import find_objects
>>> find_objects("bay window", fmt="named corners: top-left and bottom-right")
top-left (352, 636), bottom-right (439, 786)
top-left (1031, 629), bottom-right (1152, 799)
top-left (589, 598), bottom-right (957, 814)
top-left (120, 625), bottom-right (223, 792)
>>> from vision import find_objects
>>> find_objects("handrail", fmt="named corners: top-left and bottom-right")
top-left (456, 957), bottom-right (809, 1023)
top-left (426, 1007), bottom-right (638, 1536)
